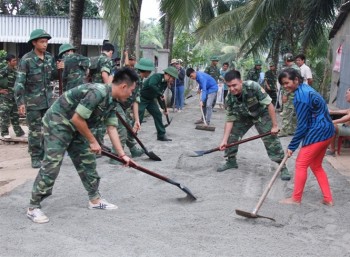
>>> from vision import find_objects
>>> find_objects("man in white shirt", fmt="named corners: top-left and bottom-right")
top-left (295, 54), bottom-right (313, 86)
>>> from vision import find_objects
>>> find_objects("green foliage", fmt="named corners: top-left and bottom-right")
top-left (139, 21), bottom-right (164, 48)
top-left (0, 50), bottom-right (7, 69)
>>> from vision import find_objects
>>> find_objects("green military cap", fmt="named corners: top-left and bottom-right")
top-left (254, 59), bottom-right (262, 65)
top-left (269, 61), bottom-right (275, 66)
top-left (283, 53), bottom-right (294, 62)
top-left (58, 43), bottom-right (76, 56)
top-left (135, 58), bottom-right (155, 71)
top-left (28, 29), bottom-right (51, 43)
top-left (210, 56), bottom-right (219, 61)
top-left (163, 66), bottom-right (179, 79)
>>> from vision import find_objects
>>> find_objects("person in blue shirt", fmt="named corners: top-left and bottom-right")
top-left (186, 68), bottom-right (218, 125)
top-left (278, 68), bottom-right (334, 206)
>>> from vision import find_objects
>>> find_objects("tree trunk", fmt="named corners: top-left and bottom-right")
top-left (69, 0), bottom-right (85, 53)
top-left (125, 0), bottom-right (142, 54)
top-left (163, 14), bottom-right (175, 63)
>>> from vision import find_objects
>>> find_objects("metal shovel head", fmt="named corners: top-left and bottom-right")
top-left (146, 151), bottom-right (162, 161)
top-left (179, 184), bottom-right (197, 201)
top-left (187, 150), bottom-right (206, 157)
top-left (235, 209), bottom-right (275, 221)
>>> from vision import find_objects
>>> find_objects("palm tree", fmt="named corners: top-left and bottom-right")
top-left (69, 0), bottom-right (85, 53)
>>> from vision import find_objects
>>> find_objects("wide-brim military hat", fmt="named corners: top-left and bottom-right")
top-left (58, 43), bottom-right (76, 56)
top-left (254, 59), bottom-right (262, 65)
top-left (135, 58), bottom-right (155, 71)
top-left (210, 56), bottom-right (219, 61)
top-left (28, 29), bottom-right (52, 43)
top-left (163, 66), bottom-right (179, 79)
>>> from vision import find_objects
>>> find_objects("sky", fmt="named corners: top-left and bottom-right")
top-left (140, 0), bottom-right (160, 22)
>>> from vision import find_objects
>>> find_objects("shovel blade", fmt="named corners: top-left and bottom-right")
top-left (146, 151), bottom-right (162, 161)
top-left (179, 185), bottom-right (197, 201)
top-left (187, 150), bottom-right (205, 157)
top-left (235, 209), bottom-right (275, 221)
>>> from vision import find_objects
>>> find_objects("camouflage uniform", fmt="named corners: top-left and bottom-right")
top-left (279, 63), bottom-right (300, 136)
top-left (90, 53), bottom-right (114, 144)
top-left (14, 50), bottom-right (57, 162)
top-left (264, 69), bottom-right (277, 106)
top-left (62, 53), bottom-right (90, 91)
top-left (29, 83), bottom-right (119, 208)
top-left (205, 65), bottom-right (220, 108)
top-left (0, 65), bottom-right (25, 137)
top-left (218, 80), bottom-right (290, 179)
top-left (245, 68), bottom-right (261, 82)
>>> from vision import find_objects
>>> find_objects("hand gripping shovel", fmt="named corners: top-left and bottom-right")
top-left (189, 131), bottom-right (272, 157)
top-left (235, 154), bottom-right (289, 221)
top-left (115, 111), bottom-right (161, 161)
top-left (101, 145), bottom-right (196, 201)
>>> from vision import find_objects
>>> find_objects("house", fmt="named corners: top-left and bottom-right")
top-left (329, 1), bottom-right (350, 109)
top-left (0, 15), bottom-right (109, 58)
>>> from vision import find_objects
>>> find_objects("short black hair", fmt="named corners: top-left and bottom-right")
top-left (112, 67), bottom-right (139, 86)
top-left (186, 67), bottom-right (195, 77)
top-left (6, 54), bottom-right (16, 62)
top-left (224, 70), bottom-right (241, 81)
top-left (295, 54), bottom-right (306, 61)
top-left (102, 43), bottom-right (115, 53)
top-left (278, 68), bottom-right (303, 85)
top-left (223, 62), bottom-right (229, 66)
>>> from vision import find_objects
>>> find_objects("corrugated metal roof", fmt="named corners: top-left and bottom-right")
top-left (0, 15), bottom-right (109, 45)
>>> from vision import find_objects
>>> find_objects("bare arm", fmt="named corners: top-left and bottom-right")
top-left (267, 103), bottom-right (279, 134)
top-left (333, 109), bottom-right (350, 125)
top-left (132, 102), bottom-right (141, 133)
top-left (101, 71), bottom-right (112, 84)
top-left (329, 108), bottom-right (349, 116)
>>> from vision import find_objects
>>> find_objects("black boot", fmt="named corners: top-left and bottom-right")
top-left (157, 135), bottom-right (172, 141)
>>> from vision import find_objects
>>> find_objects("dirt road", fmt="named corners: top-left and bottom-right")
top-left (1, 97), bottom-right (350, 257)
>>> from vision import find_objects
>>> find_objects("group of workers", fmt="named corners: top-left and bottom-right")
top-left (0, 28), bottom-right (348, 225)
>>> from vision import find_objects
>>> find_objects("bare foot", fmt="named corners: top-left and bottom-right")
top-left (279, 197), bottom-right (301, 205)
top-left (321, 200), bottom-right (334, 206)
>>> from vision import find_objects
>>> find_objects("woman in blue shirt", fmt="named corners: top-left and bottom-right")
top-left (278, 68), bottom-right (334, 206)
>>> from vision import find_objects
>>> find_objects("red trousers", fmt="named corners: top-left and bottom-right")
top-left (292, 138), bottom-right (333, 202)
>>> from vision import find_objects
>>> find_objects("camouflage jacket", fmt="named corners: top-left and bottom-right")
top-left (0, 65), bottom-right (17, 99)
top-left (204, 65), bottom-right (220, 81)
top-left (245, 68), bottom-right (260, 82)
top-left (14, 50), bottom-right (58, 110)
top-left (47, 83), bottom-right (118, 131)
top-left (140, 73), bottom-right (167, 101)
top-left (90, 53), bottom-right (113, 83)
top-left (264, 70), bottom-right (277, 92)
top-left (226, 80), bottom-right (272, 122)
top-left (119, 76), bottom-right (142, 110)
top-left (62, 53), bottom-right (90, 92)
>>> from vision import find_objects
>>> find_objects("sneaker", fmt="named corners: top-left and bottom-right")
top-left (31, 159), bottom-right (41, 169)
top-left (326, 149), bottom-right (336, 157)
top-left (88, 198), bottom-right (118, 210)
top-left (130, 146), bottom-right (144, 158)
top-left (280, 167), bottom-right (291, 181)
top-left (217, 159), bottom-right (238, 172)
top-left (27, 208), bottom-right (49, 223)
top-left (3, 135), bottom-right (11, 139)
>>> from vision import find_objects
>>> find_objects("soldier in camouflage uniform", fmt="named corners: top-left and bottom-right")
top-left (26, 68), bottom-right (139, 224)
top-left (0, 54), bottom-right (25, 138)
top-left (245, 59), bottom-right (262, 83)
top-left (217, 70), bottom-right (290, 181)
top-left (264, 62), bottom-right (278, 106)
top-left (58, 43), bottom-right (90, 92)
top-left (14, 29), bottom-right (63, 168)
top-left (139, 66), bottom-right (178, 141)
top-left (90, 43), bottom-right (115, 145)
top-left (278, 53), bottom-right (300, 137)
top-left (109, 58), bottom-right (155, 165)
top-left (205, 56), bottom-right (220, 109)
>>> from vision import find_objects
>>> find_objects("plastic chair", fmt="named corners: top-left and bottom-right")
top-left (337, 136), bottom-right (350, 155)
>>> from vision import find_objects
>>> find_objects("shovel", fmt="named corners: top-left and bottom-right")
top-left (161, 97), bottom-right (173, 127)
top-left (235, 154), bottom-right (289, 221)
top-left (189, 131), bottom-right (272, 157)
top-left (115, 111), bottom-right (161, 161)
top-left (101, 145), bottom-right (196, 201)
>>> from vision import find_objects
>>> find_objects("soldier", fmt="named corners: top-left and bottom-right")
top-left (109, 58), bottom-right (155, 165)
top-left (14, 29), bottom-right (63, 168)
top-left (278, 53), bottom-right (300, 137)
top-left (264, 62), bottom-right (278, 106)
top-left (139, 66), bottom-right (178, 141)
top-left (0, 54), bottom-right (26, 139)
top-left (90, 42), bottom-right (115, 145)
top-left (26, 68), bottom-right (139, 224)
top-left (217, 70), bottom-right (291, 181)
top-left (205, 56), bottom-right (220, 110)
top-left (58, 43), bottom-right (90, 92)
top-left (245, 59), bottom-right (262, 82)
top-left (124, 52), bottom-right (136, 69)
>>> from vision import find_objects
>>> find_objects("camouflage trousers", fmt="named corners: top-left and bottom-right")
top-left (225, 111), bottom-right (285, 164)
top-left (0, 96), bottom-right (24, 137)
top-left (30, 112), bottom-right (100, 208)
top-left (280, 101), bottom-right (296, 135)
top-left (26, 109), bottom-right (47, 160)
top-left (92, 124), bottom-right (106, 145)
top-left (116, 105), bottom-right (137, 150)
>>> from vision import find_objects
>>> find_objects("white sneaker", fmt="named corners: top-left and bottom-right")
top-left (27, 208), bottom-right (49, 223)
top-left (3, 135), bottom-right (11, 139)
top-left (88, 198), bottom-right (118, 210)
